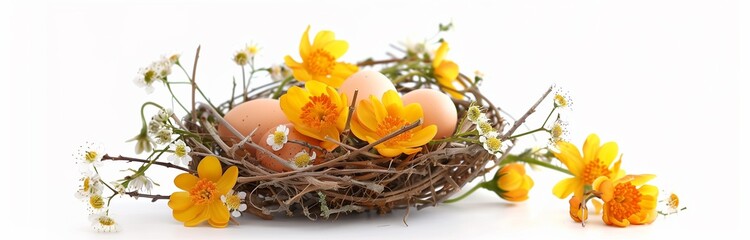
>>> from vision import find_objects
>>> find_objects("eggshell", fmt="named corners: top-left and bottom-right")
top-left (339, 70), bottom-right (396, 103)
top-left (402, 89), bottom-right (457, 139)
top-left (218, 99), bottom-right (290, 156)
top-left (257, 124), bottom-right (324, 172)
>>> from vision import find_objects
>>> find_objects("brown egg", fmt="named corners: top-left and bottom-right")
top-left (218, 99), bottom-right (290, 156)
top-left (256, 124), bottom-right (324, 172)
top-left (402, 89), bottom-right (458, 139)
top-left (339, 70), bottom-right (396, 104)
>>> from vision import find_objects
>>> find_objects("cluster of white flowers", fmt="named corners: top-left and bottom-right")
top-left (270, 64), bottom-right (292, 82)
top-left (466, 106), bottom-right (503, 157)
top-left (75, 142), bottom-right (120, 232)
top-left (233, 44), bottom-right (259, 66)
top-left (147, 108), bottom-right (174, 145)
top-left (133, 53), bottom-right (180, 94)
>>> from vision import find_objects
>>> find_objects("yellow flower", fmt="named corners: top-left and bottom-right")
top-left (432, 41), bottom-right (462, 99)
top-left (284, 26), bottom-right (358, 88)
top-left (495, 163), bottom-right (534, 202)
top-left (552, 133), bottom-right (625, 199)
top-left (280, 80), bottom-right (348, 151)
top-left (168, 156), bottom-right (238, 228)
top-left (350, 90), bottom-right (437, 157)
top-left (593, 174), bottom-right (659, 227)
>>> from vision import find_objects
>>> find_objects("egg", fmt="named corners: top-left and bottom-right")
top-left (218, 99), bottom-right (290, 156)
top-left (339, 70), bottom-right (396, 103)
top-left (402, 89), bottom-right (457, 139)
top-left (256, 124), bottom-right (324, 172)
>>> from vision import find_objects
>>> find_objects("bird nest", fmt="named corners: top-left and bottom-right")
top-left (179, 67), bottom-right (548, 220)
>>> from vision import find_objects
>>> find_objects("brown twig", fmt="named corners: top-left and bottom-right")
top-left (342, 89), bottom-right (359, 142)
top-left (502, 87), bottom-right (553, 139)
top-left (125, 191), bottom-right (171, 202)
top-left (101, 154), bottom-right (195, 173)
top-left (190, 45), bottom-right (201, 121)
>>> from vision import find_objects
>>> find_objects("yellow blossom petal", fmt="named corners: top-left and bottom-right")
top-left (582, 133), bottom-right (600, 162)
top-left (552, 177), bottom-right (583, 199)
top-left (299, 25), bottom-right (312, 58)
top-left (184, 208), bottom-right (210, 227)
top-left (209, 201), bottom-right (230, 226)
top-left (322, 40), bottom-right (348, 58)
top-left (197, 156), bottom-right (222, 182)
top-left (596, 142), bottom-right (619, 167)
top-left (174, 204), bottom-right (206, 223)
top-left (168, 192), bottom-right (193, 211)
top-left (312, 30), bottom-right (335, 49)
top-left (174, 173), bottom-right (198, 191)
top-left (216, 166), bottom-right (238, 194)
top-left (432, 41), bottom-right (449, 69)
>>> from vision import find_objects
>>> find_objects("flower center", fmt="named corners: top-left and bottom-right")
top-left (144, 70), bottom-right (157, 84)
top-left (189, 178), bottom-right (218, 206)
top-left (477, 121), bottom-right (493, 134)
top-left (485, 137), bottom-right (502, 152)
top-left (300, 95), bottom-right (339, 129)
top-left (554, 94), bottom-right (568, 107)
top-left (175, 145), bottom-right (186, 157)
top-left (551, 124), bottom-right (563, 138)
top-left (98, 216), bottom-right (116, 226)
top-left (85, 151), bottom-right (98, 163)
top-left (83, 177), bottom-right (91, 192)
top-left (89, 195), bottom-right (104, 209)
top-left (273, 131), bottom-right (286, 145)
top-left (293, 151), bottom-right (314, 168)
top-left (582, 160), bottom-right (611, 185)
top-left (607, 182), bottom-right (642, 221)
top-left (376, 115), bottom-right (413, 147)
top-left (225, 194), bottom-right (242, 210)
top-left (304, 49), bottom-right (336, 76)
top-left (467, 106), bottom-right (482, 122)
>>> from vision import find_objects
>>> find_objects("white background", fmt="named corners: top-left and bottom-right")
top-left (2, 0), bottom-right (748, 239)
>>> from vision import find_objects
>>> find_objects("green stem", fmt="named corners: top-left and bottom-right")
top-left (443, 183), bottom-right (484, 203)
top-left (272, 75), bottom-right (294, 99)
top-left (503, 154), bottom-right (572, 175)
top-left (541, 106), bottom-right (557, 127)
top-left (165, 82), bottom-right (189, 113)
top-left (241, 64), bottom-right (247, 102)
top-left (177, 63), bottom-right (219, 112)
top-left (509, 127), bottom-right (548, 139)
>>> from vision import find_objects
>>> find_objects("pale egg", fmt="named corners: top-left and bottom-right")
top-left (256, 124), bottom-right (324, 172)
top-left (339, 70), bottom-right (396, 103)
top-left (218, 98), bottom-right (290, 156)
top-left (402, 89), bottom-right (457, 139)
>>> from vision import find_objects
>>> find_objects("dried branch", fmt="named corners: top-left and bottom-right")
top-left (101, 154), bottom-right (195, 173)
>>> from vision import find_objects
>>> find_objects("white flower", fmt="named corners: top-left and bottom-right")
top-left (75, 171), bottom-right (103, 200)
top-left (270, 64), bottom-right (291, 82)
top-left (147, 119), bottom-right (162, 134)
top-left (475, 120), bottom-right (495, 137)
top-left (168, 140), bottom-right (192, 165)
top-left (127, 174), bottom-right (154, 193)
top-left (553, 87), bottom-right (573, 109)
top-left (233, 44), bottom-right (259, 66)
top-left (154, 108), bottom-right (173, 123)
top-left (89, 213), bottom-right (120, 232)
top-left (154, 128), bottom-right (173, 145)
top-left (88, 194), bottom-right (106, 213)
top-left (128, 133), bottom-right (154, 154)
top-left (111, 181), bottom-right (125, 194)
top-left (400, 37), bottom-right (427, 55)
top-left (292, 150), bottom-right (316, 168)
top-left (221, 190), bottom-right (248, 218)
top-left (466, 105), bottom-right (488, 124)
top-left (78, 142), bottom-right (105, 168)
top-left (266, 125), bottom-right (289, 151)
top-left (480, 133), bottom-right (503, 158)
top-left (133, 67), bottom-right (158, 94)
top-left (549, 117), bottom-right (568, 144)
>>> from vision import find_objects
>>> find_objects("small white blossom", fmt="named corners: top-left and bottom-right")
top-left (154, 128), bottom-right (173, 145)
top-left (480, 133), bottom-right (503, 158)
top-left (475, 120), bottom-right (495, 137)
top-left (77, 142), bottom-right (105, 168)
top-left (221, 190), bottom-right (248, 218)
top-left (292, 150), bottom-right (316, 168)
top-left (549, 117), bottom-right (569, 144)
top-left (75, 171), bottom-right (103, 200)
top-left (89, 213), bottom-right (120, 232)
top-left (147, 119), bottom-right (162, 134)
top-left (88, 194), bottom-right (106, 213)
top-left (266, 125), bottom-right (290, 151)
top-left (466, 105), bottom-right (488, 124)
top-left (270, 64), bottom-right (291, 82)
top-left (553, 87), bottom-right (573, 109)
top-left (400, 37), bottom-right (427, 55)
top-left (168, 140), bottom-right (192, 165)
top-left (154, 108), bottom-right (173, 123)
top-left (127, 174), bottom-right (155, 193)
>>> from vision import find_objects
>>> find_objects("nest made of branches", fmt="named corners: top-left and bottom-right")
top-left (178, 68), bottom-right (548, 221)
